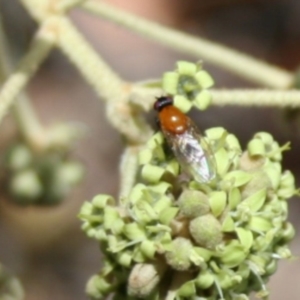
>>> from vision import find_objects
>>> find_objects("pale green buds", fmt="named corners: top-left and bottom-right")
top-left (165, 237), bottom-right (193, 270)
top-left (177, 189), bottom-right (210, 218)
top-left (9, 169), bottom-right (43, 202)
top-left (189, 214), bottom-right (223, 249)
top-left (162, 61), bottom-right (214, 112)
top-left (4, 142), bottom-right (84, 205)
top-left (80, 127), bottom-right (297, 300)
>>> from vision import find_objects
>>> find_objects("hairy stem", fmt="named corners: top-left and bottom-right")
top-left (80, 0), bottom-right (294, 89)
top-left (0, 14), bottom-right (46, 149)
top-left (0, 18), bottom-right (56, 127)
top-left (130, 86), bottom-right (300, 110)
top-left (119, 145), bottom-right (142, 200)
top-left (56, 16), bottom-right (152, 143)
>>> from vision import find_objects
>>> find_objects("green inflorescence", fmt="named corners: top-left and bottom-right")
top-left (162, 61), bottom-right (214, 112)
top-left (2, 142), bottom-right (84, 205)
top-left (79, 125), bottom-right (297, 300)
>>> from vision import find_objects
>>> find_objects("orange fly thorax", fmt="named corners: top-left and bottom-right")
top-left (154, 96), bottom-right (188, 134)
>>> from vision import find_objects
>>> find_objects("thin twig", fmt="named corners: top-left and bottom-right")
top-left (0, 14), bottom-right (46, 149)
top-left (211, 89), bottom-right (300, 107)
top-left (129, 86), bottom-right (300, 110)
top-left (56, 16), bottom-right (124, 101)
top-left (80, 0), bottom-right (294, 89)
top-left (0, 18), bottom-right (56, 126)
top-left (56, 16), bottom-right (153, 143)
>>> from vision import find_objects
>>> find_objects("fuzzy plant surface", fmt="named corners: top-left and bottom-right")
top-left (79, 62), bottom-right (297, 300)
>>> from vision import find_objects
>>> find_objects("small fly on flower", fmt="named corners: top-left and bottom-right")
top-left (154, 96), bottom-right (216, 183)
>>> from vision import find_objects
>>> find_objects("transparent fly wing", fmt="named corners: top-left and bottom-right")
top-left (162, 120), bottom-right (216, 183)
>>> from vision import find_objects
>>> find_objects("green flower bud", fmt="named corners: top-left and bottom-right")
top-left (92, 194), bottom-right (115, 209)
top-left (247, 138), bottom-right (266, 157)
top-left (10, 169), bottom-right (43, 203)
top-left (140, 240), bottom-right (156, 259)
top-left (254, 132), bottom-right (274, 145)
top-left (86, 275), bottom-right (114, 299)
top-left (165, 237), bottom-right (193, 271)
top-left (55, 161), bottom-right (84, 186)
top-left (218, 240), bottom-right (249, 268)
top-left (177, 189), bottom-right (210, 219)
top-left (80, 128), bottom-right (297, 300)
top-left (162, 61), bottom-right (214, 112)
top-left (7, 144), bottom-right (32, 171)
top-left (189, 214), bottom-right (223, 249)
top-left (195, 269), bottom-right (214, 289)
top-left (117, 251), bottom-right (132, 267)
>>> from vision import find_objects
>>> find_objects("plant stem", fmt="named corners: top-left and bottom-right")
top-left (211, 89), bottom-right (300, 107)
top-left (56, 16), bottom-right (153, 143)
top-left (56, 16), bottom-right (124, 101)
top-left (80, 0), bottom-right (294, 89)
top-left (119, 145), bottom-right (141, 200)
top-left (0, 18), bottom-right (55, 129)
top-left (0, 14), bottom-right (47, 149)
top-left (129, 86), bottom-right (300, 110)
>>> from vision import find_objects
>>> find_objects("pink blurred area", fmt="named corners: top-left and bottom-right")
top-left (0, 0), bottom-right (299, 299)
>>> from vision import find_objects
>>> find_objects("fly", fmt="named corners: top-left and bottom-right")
top-left (153, 96), bottom-right (216, 183)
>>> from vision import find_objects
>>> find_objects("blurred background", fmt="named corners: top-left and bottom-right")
top-left (0, 0), bottom-right (299, 299)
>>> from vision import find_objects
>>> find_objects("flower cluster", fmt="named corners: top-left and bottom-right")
top-left (2, 141), bottom-right (84, 206)
top-left (79, 128), bottom-right (296, 300)
top-left (162, 61), bottom-right (214, 112)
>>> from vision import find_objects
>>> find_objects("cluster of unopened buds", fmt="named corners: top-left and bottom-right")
top-left (79, 62), bottom-right (297, 300)
top-left (1, 123), bottom-right (85, 205)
